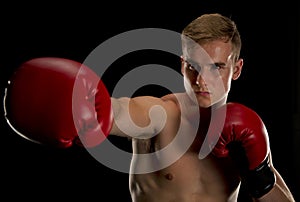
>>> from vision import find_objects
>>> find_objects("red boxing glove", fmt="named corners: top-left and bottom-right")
top-left (212, 102), bottom-right (275, 198)
top-left (4, 57), bottom-right (113, 148)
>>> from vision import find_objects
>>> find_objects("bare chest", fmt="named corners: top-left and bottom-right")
top-left (129, 109), bottom-right (240, 201)
top-left (130, 140), bottom-right (240, 202)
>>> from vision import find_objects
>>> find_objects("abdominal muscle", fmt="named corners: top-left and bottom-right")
top-left (129, 138), bottom-right (241, 202)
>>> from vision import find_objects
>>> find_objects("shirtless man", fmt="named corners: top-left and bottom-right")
top-left (4, 13), bottom-right (295, 201)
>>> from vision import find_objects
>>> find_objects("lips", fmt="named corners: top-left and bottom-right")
top-left (192, 84), bottom-right (211, 97)
top-left (196, 91), bottom-right (210, 96)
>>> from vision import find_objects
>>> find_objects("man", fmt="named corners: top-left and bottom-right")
top-left (4, 13), bottom-right (295, 201)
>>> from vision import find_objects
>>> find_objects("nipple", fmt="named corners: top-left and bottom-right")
top-left (164, 173), bottom-right (173, 181)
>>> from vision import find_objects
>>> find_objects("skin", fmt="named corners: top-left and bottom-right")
top-left (110, 39), bottom-right (295, 202)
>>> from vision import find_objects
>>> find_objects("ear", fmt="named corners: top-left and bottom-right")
top-left (232, 58), bottom-right (243, 80)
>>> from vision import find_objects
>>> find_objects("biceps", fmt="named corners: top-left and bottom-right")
top-left (111, 97), bottom-right (167, 139)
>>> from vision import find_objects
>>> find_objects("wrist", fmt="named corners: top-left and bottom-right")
top-left (244, 157), bottom-right (276, 198)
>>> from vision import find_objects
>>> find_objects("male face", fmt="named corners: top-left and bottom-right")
top-left (182, 40), bottom-right (243, 108)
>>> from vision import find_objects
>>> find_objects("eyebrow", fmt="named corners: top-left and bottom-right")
top-left (213, 62), bottom-right (226, 67)
top-left (186, 59), bottom-right (226, 68)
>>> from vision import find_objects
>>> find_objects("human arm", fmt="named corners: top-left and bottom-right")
top-left (110, 96), bottom-right (172, 139)
top-left (211, 102), bottom-right (295, 201)
top-left (4, 57), bottom-right (173, 147)
top-left (254, 153), bottom-right (295, 202)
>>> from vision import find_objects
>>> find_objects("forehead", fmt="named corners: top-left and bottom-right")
top-left (184, 40), bottom-right (233, 64)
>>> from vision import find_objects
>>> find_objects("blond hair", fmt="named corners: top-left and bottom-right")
top-left (182, 13), bottom-right (241, 62)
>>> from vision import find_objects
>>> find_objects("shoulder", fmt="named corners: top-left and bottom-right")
top-left (161, 93), bottom-right (194, 112)
top-left (160, 93), bottom-right (182, 116)
top-left (161, 93), bottom-right (194, 106)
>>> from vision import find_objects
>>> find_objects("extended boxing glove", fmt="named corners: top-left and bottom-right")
top-left (4, 57), bottom-right (113, 148)
top-left (212, 102), bottom-right (276, 198)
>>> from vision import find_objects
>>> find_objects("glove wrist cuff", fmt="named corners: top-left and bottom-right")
top-left (245, 158), bottom-right (276, 198)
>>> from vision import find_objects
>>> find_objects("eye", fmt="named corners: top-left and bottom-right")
top-left (187, 63), bottom-right (195, 71)
top-left (185, 60), bottom-right (199, 72)
top-left (209, 63), bottom-right (225, 71)
top-left (210, 64), bottom-right (220, 70)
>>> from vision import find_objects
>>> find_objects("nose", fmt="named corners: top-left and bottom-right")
top-left (196, 66), bottom-right (213, 87)
top-left (196, 65), bottom-right (217, 87)
top-left (196, 74), bottom-right (206, 87)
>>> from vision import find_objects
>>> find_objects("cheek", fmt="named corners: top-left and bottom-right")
top-left (219, 76), bottom-right (231, 93)
top-left (219, 70), bottom-right (232, 88)
top-left (184, 71), bottom-right (197, 82)
top-left (183, 76), bottom-right (194, 93)
top-left (183, 75), bottom-right (192, 87)
top-left (209, 74), bottom-right (231, 95)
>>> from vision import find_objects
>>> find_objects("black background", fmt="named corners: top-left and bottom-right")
top-left (1, 1), bottom-right (299, 201)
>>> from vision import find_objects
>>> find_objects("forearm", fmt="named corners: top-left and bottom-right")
top-left (110, 121), bottom-right (133, 138)
top-left (254, 169), bottom-right (295, 202)
top-left (254, 184), bottom-right (295, 202)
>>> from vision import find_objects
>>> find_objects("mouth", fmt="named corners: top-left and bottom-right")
top-left (194, 91), bottom-right (211, 97)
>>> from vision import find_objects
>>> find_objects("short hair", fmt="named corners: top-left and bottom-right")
top-left (181, 13), bottom-right (242, 62)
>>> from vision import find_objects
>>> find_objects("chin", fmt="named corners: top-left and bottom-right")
top-left (196, 98), bottom-right (213, 108)
top-left (197, 95), bottom-right (227, 109)
top-left (198, 103), bottom-right (212, 108)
